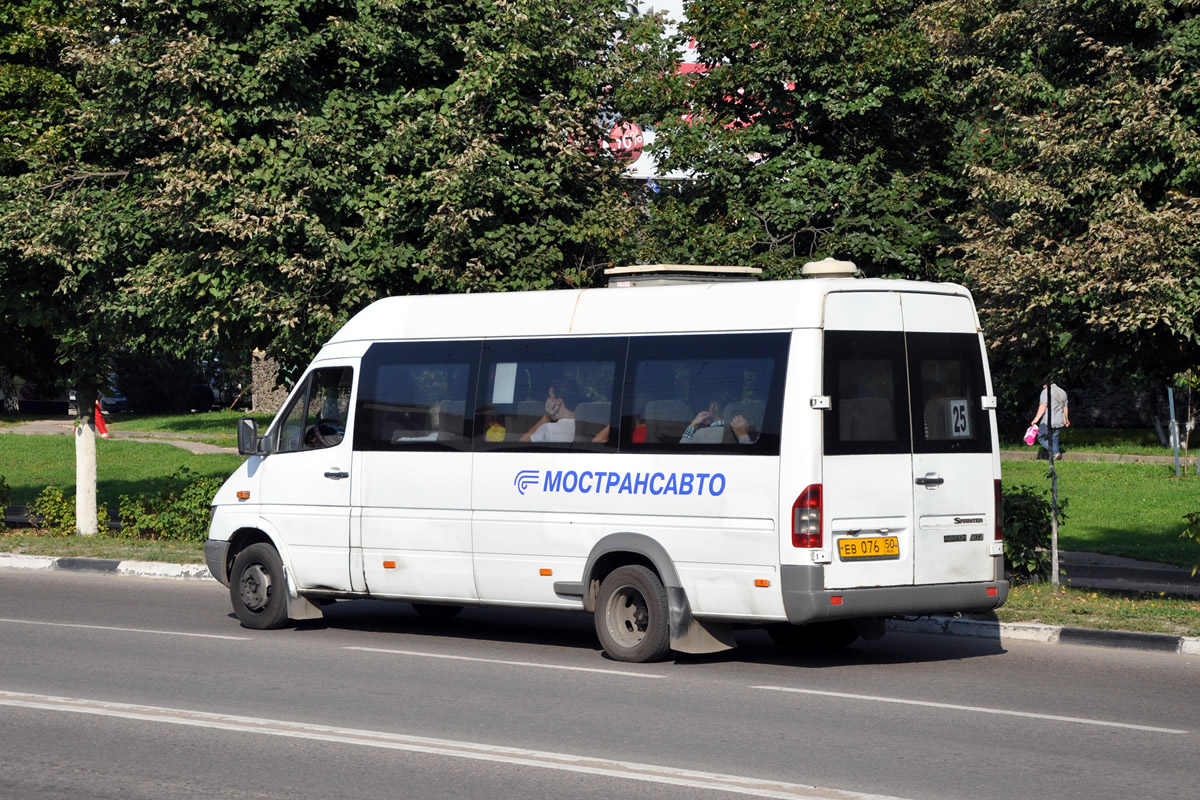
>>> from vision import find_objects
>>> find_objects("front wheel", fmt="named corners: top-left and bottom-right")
top-left (594, 565), bottom-right (671, 663)
top-left (230, 543), bottom-right (290, 630)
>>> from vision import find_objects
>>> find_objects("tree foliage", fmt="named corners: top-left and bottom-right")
top-left (0, 0), bottom-right (78, 387)
top-left (632, 0), bottom-right (959, 278)
top-left (921, 0), bottom-right (1200, 386)
top-left (1, 0), bottom-right (667, 377)
top-left (1, 0), bottom-right (1199, 403)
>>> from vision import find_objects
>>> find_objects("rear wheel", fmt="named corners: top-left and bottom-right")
top-left (230, 543), bottom-right (290, 630)
top-left (768, 621), bottom-right (860, 653)
top-left (411, 603), bottom-right (463, 620)
top-left (594, 565), bottom-right (671, 663)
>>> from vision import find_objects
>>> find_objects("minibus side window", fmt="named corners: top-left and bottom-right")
top-left (823, 331), bottom-right (910, 456)
top-left (477, 337), bottom-right (625, 450)
top-left (908, 332), bottom-right (993, 454)
top-left (275, 367), bottom-right (353, 453)
top-left (622, 332), bottom-right (788, 455)
top-left (354, 342), bottom-right (480, 452)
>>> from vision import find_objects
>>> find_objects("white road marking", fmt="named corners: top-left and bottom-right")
top-left (752, 686), bottom-right (1188, 735)
top-left (344, 646), bottom-right (665, 678)
top-left (0, 690), bottom-right (907, 800)
top-left (0, 617), bottom-right (249, 641)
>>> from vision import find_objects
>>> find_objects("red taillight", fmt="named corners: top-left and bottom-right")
top-left (792, 484), bottom-right (822, 548)
top-left (994, 479), bottom-right (1004, 541)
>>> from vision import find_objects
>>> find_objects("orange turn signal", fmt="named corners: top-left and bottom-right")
top-left (540, 568), bottom-right (553, 576)
top-left (236, 491), bottom-right (250, 501)
top-left (383, 560), bottom-right (396, 569)
top-left (754, 579), bottom-right (770, 588)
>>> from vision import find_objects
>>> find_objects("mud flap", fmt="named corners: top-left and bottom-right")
top-left (284, 567), bottom-right (325, 622)
top-left (667, 587), bottom-right (736, 654)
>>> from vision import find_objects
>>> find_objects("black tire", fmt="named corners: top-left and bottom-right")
top-left (594, 565), bottom-right (671, 663)
top-left (411, 603), bottom-right (464, 620)
top-left (229, 543), bottom-right (290, 630)
top-left (767, 621), bottom-right (860, 653)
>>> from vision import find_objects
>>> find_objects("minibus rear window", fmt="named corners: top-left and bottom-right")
top-left (823, 331), bottom-right (911, 456)
top-left (908, 332), bottom-right (993, 454)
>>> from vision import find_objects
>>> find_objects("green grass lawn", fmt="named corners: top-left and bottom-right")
top-left (0, 433), bottom-right (244, 507)
top-left (993, 583), bottom-right (1200, 637)
top-left (107, 410), bottom-right (274, 434)
top-left (1002, 459), bottom-right (1199, 566)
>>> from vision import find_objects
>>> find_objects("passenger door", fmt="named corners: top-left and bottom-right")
top-left (903, 294), bottom-right (996, 584)
top-left (352, 341), bottom-right (479, 602)
top-left (259, 364), bottom-right (356, 592)
top-left (820, 291), bottom-right (996, 591)
top-left (821, 292), bottom-right (915, 590)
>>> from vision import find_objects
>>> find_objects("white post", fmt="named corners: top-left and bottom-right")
top-left (74, 412), bottom-right (99, 536)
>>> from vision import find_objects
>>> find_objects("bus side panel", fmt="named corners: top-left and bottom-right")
top-left (357, 451), bottom-right (477, 602)
top-left (776, 327), bottom-right (826, 570)
top-left (471, 453), bottom-right (785, 618)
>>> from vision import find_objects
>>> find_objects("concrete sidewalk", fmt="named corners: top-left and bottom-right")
top-left (2, 418), bottom-right (236, 454)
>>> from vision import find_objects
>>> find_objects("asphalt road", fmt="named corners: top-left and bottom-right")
top-left (1, 569), bottom-right (1196, 800)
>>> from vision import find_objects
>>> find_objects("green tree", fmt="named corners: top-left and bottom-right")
top-left (3, 0), bottom-right (665, 378)
top-left (921, 0), bottom-right (1200, 387)
top-left (0, 0), bottom-right (666, 529)
top-left (0, 0), bottom-right (79, 410)
top-left (631, 0), bottom-right (959, 278)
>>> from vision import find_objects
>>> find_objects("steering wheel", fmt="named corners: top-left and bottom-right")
top-left (305, 418), bottom-right (345, 448)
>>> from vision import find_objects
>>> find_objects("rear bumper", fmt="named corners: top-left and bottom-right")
top-left (781, 557), bottom-right (1008, 624)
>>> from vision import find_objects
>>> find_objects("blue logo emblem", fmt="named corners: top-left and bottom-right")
top-left (514, 470), bottom-right (540, 495)
top-left (513, 468), bottom-right (725, 497)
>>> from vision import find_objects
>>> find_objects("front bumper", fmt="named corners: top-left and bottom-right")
top-left (204, 539), bottom-right (230, 587)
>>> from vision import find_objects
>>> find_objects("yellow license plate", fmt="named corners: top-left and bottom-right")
top-left (838, 536), bottom-right (900, 560)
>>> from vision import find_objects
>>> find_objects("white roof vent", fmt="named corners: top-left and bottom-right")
top-left (800, 258), bottom-right (861, 279)
top-left (604, 264), bottom-right (763, 287)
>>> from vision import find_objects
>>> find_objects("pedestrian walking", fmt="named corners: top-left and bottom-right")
top-left (1031, 377), bottom-right (1069, 459)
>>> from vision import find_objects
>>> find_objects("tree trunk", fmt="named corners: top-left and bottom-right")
top-left (0, 366), bottom-right (18, 414)
top-left (75, 384), bottom-right (99, 536)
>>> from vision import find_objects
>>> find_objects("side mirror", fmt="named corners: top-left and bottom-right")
top-left (237, 417), bottom-right (261, 455)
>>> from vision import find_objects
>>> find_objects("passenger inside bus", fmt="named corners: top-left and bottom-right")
top-left (680, 396), bottom-right (752, 444)
top-left (520, 380), bottom-right (579, 442)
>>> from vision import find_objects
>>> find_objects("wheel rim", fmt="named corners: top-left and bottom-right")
top-left (238, 562), bottom-right (272, 612)
top-left (604, 583), bottom-right (649, 649)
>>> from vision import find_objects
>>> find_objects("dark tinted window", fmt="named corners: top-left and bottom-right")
top-left (477, 337), bottom-right (625, 450)
top-left (823, 331), bottom-right (911, 456)
top-left (623, 333), bottom-right (788, 455)
top-left (908, 332), bottom-right (993, 454)
top-left (354, 342), bottom-right (480, 451)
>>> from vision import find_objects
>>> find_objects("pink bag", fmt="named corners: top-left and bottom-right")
top-left (1023, 424), bottom-right (1039, 446)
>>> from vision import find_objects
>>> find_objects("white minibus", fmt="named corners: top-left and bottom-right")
top-left (205, 264), bottom-right (1008, 662)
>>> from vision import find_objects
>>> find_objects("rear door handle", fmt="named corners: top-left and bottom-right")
top-left (915, 474), bottom-right (944, 487)
top-left (324, 470), bottom-right (349, 480)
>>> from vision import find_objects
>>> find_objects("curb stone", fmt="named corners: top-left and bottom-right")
top-left (2, 553), bottom-right (1196, 655)
top-left (0, 553), bottom-right (211, 581)
top-left (887, 616), bottom-right (1200, 656)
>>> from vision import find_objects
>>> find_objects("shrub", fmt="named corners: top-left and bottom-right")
top-left (28, 485), bottom-right (109, 537)
top-left (1003, 484), bottom-right (1067, 582)
top-left (1182, 511), bottom-right (1200, 577)
top-left (118, 467), bottom-right (222, 542)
